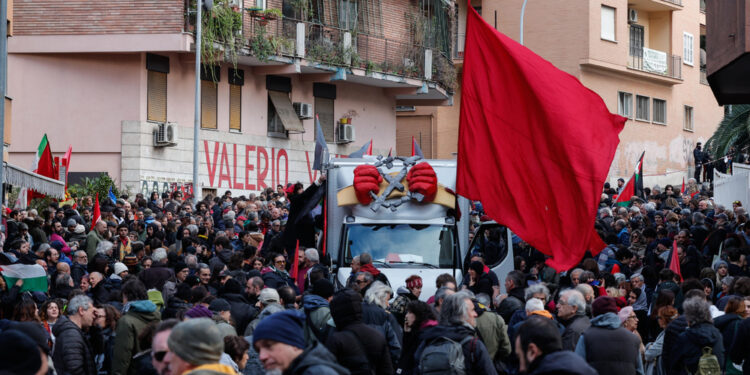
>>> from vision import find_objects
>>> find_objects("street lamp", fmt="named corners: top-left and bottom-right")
top-left (193, 0), bottom-right (213, 205)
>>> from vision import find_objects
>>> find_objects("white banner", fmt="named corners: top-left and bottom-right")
top-left (643, 48), bottom-right (668, 74)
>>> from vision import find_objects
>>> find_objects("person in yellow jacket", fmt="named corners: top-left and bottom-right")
top-left (164, 318), bottom-right (236, 375)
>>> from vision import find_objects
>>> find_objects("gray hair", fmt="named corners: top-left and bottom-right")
top-left (152, 248), bottom-right (167, 263)
top-left (355, 271), bottom-right (374, 284)
top-left (693, 212), bottom-right (705, 225)
top-left (439, 291), bottom-right (475, 326)
top-left (560, 289), bottom-right (586, 316)
top-left (185, 254), bottom-right (198, 268)
top-left (570, 268), bottom-right (584, 277)
top-left (505, 270), bottom-right (525, 290)
top-left (524, 283), bottom-right (550, 302)
top-left (74, 250), bottom-right (87, 259)
top-left (96, 240), bottom-right (114, 255)
top-left (683, 297), bottom-right (713, 326)
top-left (630, 273), bottom-right (643, 283)
top-left (434, 286), bottom-right (454, 307)
top-left (576, 283), bottom-right (594, 298)
top-left (68, 295), bottom-right (93, 316)
top-left (56, 273), bottom-right (72, 288)
top-left (629, 207), bottom-right (641, 214)
top-left (525, 298), bottom-right (545, 314)
top-left (643, 202), bottom-right (656, 212)
top-left (198, 263), bottom-right (210, 272)
top-left (359, 252), bottom-right (373, 265)
top-left (304, 248), bottom-right (319, 263)
top-left (476, 293), bottom-right (491, 307)
top-left (364, 281), bottom-right (392, 309)
top-left (186, 224), bottom-right (199, 236)
top-left (599, 208), bottom-right (613, 218)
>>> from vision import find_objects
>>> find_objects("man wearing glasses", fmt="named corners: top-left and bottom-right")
top-left (151, 319), bottom-right (180, 375)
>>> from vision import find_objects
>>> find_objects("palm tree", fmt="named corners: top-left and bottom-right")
top-left (705, 104), bottom-right (750, 159)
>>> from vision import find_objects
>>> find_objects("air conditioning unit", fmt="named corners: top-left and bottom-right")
top-left (337, 123), bottom-right (355, 144)
top-left (293, 102), bottom-right (313, 119)
top-left (154, 122), bottom-right (178, 147)
top-left (628, 8), bottom-right (638, 24)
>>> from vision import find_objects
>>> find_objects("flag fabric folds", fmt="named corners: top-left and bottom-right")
top-left (108, 187), bottom-right (117, 205)
top-left (313, 114), bottom-right (328, 171)
top-left (92, 193), bottom-right (101, 225)
top-left (456, 7), bottom-right (626, 271)
top-left (348, 140), bottom-right (373, 158)
top-left (28, 134), bottom-right (57, 202)
top-left (669, 240), bottom-right (683, 282)
top-left (613, 152), bottom-right (644, 207)
top-left (0, 264), bottom-right (48, 293)
top-left (681, 177), bottom-right (686, 194)
top-left (634, 152), bottom-right (644, 198)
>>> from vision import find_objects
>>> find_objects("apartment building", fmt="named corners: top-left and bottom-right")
top-left (7, 0), bottom-right (455, 196)
top-left (401, 0), bottom-right (722, 186)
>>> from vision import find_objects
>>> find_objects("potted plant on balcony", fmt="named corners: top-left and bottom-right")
top-left (263, 8), bottom-right (282, 21)
top-left (199, 0), bottom-right (243, 78)
top-left (246, 7), bottom-right (264, 18)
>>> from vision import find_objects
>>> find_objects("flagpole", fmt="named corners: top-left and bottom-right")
top-left (520, 0), bottom-right (529, 45)
top-left (192, 0), bottom-right (203, 206)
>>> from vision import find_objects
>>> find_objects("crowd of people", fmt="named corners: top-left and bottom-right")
top-left (0, 173), bottom-right (750, 375)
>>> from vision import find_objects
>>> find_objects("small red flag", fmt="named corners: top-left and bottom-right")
top-left (456, 7), bottom-right (626, 271)
top-left (92, 193), bottom-right (101, 226)
top-left (366, 139), bottom-right (373, 156)
top-left (681, 177), bottom-right (686, 194)
top-left (290, 239), bottom-right (300, 280)
top-left (669, 240), bottom-right (683, 282)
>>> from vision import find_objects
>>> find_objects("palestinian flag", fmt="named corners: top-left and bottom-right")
top-left (28, 134), bottom-right (57, 202)
top-left (634, 151), bottom-right (644, 198)
top-left (0, 264), bottom-right (48, 293)
top-left (613, 152), bottom-right (644, 206)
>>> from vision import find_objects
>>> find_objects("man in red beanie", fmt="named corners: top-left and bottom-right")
top-left (574, 296), bottom-right (643, 375)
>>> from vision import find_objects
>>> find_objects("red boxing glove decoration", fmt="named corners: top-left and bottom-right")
top-left (407, 162), bottom-right (438, 202)
top-left (353, 165), bottom-right (383, 204)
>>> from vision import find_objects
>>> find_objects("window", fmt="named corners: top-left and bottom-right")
top-left (314, 83), bottom-right (336, 143)
top-left (268, 93), bottom-right (287, 136)
top-left (200, 65), bottom-right (219, 129)
top-left (618, 92), bottom-right (633, 118)
top-left (629, 25), bottom-right (644, 57)
top-left (229, 68), bottom-right (244, 132)
top-left (636, 95), bottom-right (650, 121)
top-left (653, 98), bottom-right (667, 124)
top-left (601, 5), bottom-right (616, 42)
top-left (267, 75), bottom-right (304, 137)
top-left (146, 54), bottom-right (169, 123)
top-left (683, 32), bottom-right (694, 66)
top-left (339, 0), bottom-right (357, 30)
top-left (684, 105), bottom-right (694, 131)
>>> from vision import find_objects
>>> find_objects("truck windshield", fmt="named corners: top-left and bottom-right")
top-left (343, 224), bottom-right (455, 268)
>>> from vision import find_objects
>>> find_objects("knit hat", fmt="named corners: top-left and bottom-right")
top-left (252, 310), bottom-right (306, 350)
top-left (209, 298), bottom-right (231, 313)
top-left (168, 318), bottom-right (224, 365)
top-left (10, 321), bottom-right (51, 355)
top-left (173, 261), bottom-right (188, 273)
top-left (406, 275), bottom-right (423, 290)
top-left (185, 305), bottom-right (213, 319)
top-left (113, 262), bottom-right (128, 276)
top-left (0, 329), bottom-right (42, 374)
top-left (74, 224), bottom-right (86, 234)
top-left (592, 296), bottom-right (619, 316)
top-left (67, 218), bottom-right (77, 227)
top-left (312, 279), bottom-right (334, 299)
top-left (259, 288), bottom-right (280, 305)
top-left (713, 260), bottom-right (728, 272)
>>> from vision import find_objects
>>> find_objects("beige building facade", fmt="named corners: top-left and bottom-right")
top-left (400, 0), bottom-right (723, 187)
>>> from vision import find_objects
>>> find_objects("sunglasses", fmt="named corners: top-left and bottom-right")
top-left (275, 260), bottom-right (286, 265)
top-left (152, 350), bottom-right (168, 362)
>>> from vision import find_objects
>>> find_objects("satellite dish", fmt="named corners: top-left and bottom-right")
top-left (203, 0), bottom-right (213, 12)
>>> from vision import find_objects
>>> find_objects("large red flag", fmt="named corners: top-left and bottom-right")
top-left (456, 7), bottom-right (626, 271)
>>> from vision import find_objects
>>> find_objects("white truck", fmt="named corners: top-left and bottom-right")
top-left (325, 155), bottom-right (514, 300)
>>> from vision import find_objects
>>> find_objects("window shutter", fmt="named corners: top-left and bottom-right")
top-left (201, 80), bottom-right (218, 129)
top-left (147, 71), bottom-right (167, 122)
top-left (229, 84), bottom-right (242, 131)
top-left (601, 6), bottom-right (616, 41)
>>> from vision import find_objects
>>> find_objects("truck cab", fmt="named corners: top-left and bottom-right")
top-left (326, 156), bottom-right (469, 300)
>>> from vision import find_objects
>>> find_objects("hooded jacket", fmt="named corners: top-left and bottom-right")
top-left (361, 301), bottom-right (402, 363)
top-left (52, 315), bottom-right (97, 375)
top-left (475, 309), bottom-right (511, 360)
top-left (112, 300), bottom-right (161, 375)
top-left (575, 312), bottom-right (643, 375)
top-left (283, 342), bottom-right (351, 375)
top-left (673, 322), bottom-right (724, 374)
top-left (327, 291), bottom-right (393, 375)
top-left (303, 294), bottom-right (333, 346)
top-left (528, 350), bottom-right (598, 375)
top-left (414, 324), bottom-right (496, 375)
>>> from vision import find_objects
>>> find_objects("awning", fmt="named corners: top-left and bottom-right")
top-left (268, 91), bottom-right (305, 133)
top-left (3, 162), bottom-right (65, 199)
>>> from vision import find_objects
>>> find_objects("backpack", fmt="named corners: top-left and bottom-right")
top-left (696, 346), bottom-right (721, 375)
top-left (418, 336), bottom-right (474, 375)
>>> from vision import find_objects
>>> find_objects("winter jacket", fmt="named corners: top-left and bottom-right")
top-left (560, 314), bottom-right (591, 351)
top-left (644, 330), bottom-right (666, 375)
top-left (396, 320), bottom-right (437, 375)
top-left (468, 273), bottom-right (494, 298)
top-left (661, 315), bottom-right (688, 375)
top-left (730, 317), bottom-right (750, 374)
top-left (414, 324), bottom-right (497, 375)
top-left (209, 249), bottom-right (233, 269)
top-left (361, 301), bottom-right (402, 364)
top-left (221, 292), bottom-right (258, 335)
top-left (672, 322), bottom-right (724, 374)
top-left (262, 267), bottom-right (298, 292)
top-left (475, 309), bottom-right (511, 360)
top-left (85, 230), bottom-right (104, 259)
top-left (303, 294), bottom-right (333, 346)
top-left (284, 342), bottom-right (351, 375)
top-left (112, 300), bottom-right (161, 375)
top-left (497, 287), bottom-right (525, 323)
top-left (328, 292), bottom-right (393, 375)
top-left (137, 262), bottom-right (175, 291)
top-left (527, 350), bottom-right (598, 375)
top-left (575, 312), bottom-right (644, 375)
top-left (52, 315), bottom-right (97, 375)
top-left (713, 313), bottom-right (742, 353)
top-left (389, 287), bottom-right (418, 327)
top-left (245, 303), bottom-right (285, 336)
top-left (162, 297), bottom-right (191, 320)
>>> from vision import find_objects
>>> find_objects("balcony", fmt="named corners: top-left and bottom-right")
top-left (628, 47), bottom-right (682, 80)
top-left (627, 0), bottom-right (682, 11)
top-left (700, 67), bottom-right (708, 85)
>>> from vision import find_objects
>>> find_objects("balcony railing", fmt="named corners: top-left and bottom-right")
top-left (661, 0), bottom-right (682, 6)
top-left (700, 67), bottom-right (708, 85)
top-left (628, 46), bottom-right (682, 80)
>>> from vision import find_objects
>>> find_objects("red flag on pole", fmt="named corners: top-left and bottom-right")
top-left (613, 175), bottom-right (636, 207)
top-left (681, 177), bottom-right (686, 194)
top-left (92, 193), bottom-right (101, 225)
top-left (366, 139), bottom-right (373, 156)
top-left (456, 6), bottom-right (626, 271)
top-left (669, 240), bottom-right (683, 282)
top-left (290, 240), bottom-right (300, 280)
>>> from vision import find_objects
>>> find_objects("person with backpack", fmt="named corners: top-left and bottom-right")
top-left (672, 297), bottom-right (724, 375)
top-left (414, 291), bottom-right (497, 375)
top-left (303, 279), bottom-right (335, 346)
top-left (515, 316), bottom-right (597, 375)
top-left (327, 289), bottom-right (393, 375)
